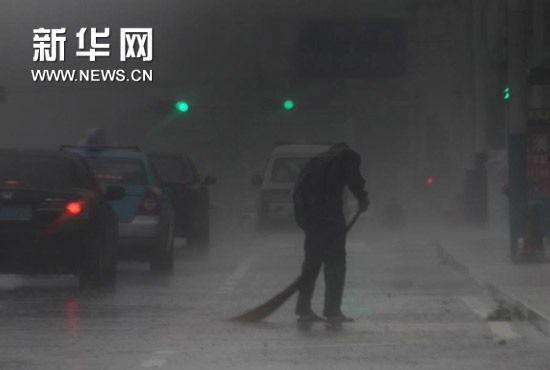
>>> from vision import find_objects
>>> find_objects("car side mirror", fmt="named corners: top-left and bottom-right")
top-left (251, 174), bottom-right (262, 187)
top-left (203, 176), bottom-right (217, 186)
top-left (104, 185), bottom-right (125, 201)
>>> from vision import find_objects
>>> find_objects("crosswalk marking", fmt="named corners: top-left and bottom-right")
top-left (489, 321), bottom-right (521, 341)
top-left (461, 296), bottom-right (521, 342)
top-left (461, 296), bottom-right (491, 319)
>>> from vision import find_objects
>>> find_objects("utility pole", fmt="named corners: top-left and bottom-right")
top-left (507, 0), bottom-right (529, 258)
top-left (530, 0), bottom-right (547, 107)
top-left (471, 0), bottom-right (489, 226)
top-left (473, 0), bottom-right (489, 155)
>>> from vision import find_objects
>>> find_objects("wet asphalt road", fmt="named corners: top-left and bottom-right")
top-left (1, 221), bottom-right (550, 370)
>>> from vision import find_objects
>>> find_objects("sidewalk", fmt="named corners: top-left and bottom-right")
top-left (437, 230), bottom-right (550, 335)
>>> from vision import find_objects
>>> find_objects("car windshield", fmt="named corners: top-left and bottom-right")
top-left (150, 156), bottom-right (192, 183)
top-left (85, 157), bottom-right (148, 185)
top-left (0, 154), bottom-right (81, 189)
top-left (270, 157), bottom-right (311, 183)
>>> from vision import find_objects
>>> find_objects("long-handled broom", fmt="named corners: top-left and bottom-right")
top-left (229, 210), bottom-right (362, 322)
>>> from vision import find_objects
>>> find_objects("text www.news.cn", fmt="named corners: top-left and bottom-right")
top-left (31, 69), bottom-right (153, 83)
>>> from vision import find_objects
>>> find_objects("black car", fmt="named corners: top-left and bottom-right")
top-left (0, 149), bottom-right (124, 286)
top-left (149, 154), bottom-right (216, 252)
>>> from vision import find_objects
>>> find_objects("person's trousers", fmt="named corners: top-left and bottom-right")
top-left (295, 218), bottom-right (347, 317)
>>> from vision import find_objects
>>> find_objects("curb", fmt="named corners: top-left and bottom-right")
top-left (436, 242), bottom-right (550, 336)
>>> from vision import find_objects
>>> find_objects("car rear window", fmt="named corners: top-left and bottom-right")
top-left (85, 157), bottom-right (148, 185)
top-left (150, 156), bottom-right (191, 183)
top-left (270, 157), bottom-right (311, 183)
top-left (0, 154), bottom-right (81, 189)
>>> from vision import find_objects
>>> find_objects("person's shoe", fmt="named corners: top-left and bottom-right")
top-left (297, 313), bottom-right (326, 323)
top-left (325, 313), bottom-right (355, 323)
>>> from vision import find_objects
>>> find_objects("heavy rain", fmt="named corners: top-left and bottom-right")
top-left (1, 0), bottom-right (550, 369)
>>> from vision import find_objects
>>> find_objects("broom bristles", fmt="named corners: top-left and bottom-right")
top-left (229, 211), bottom-right (361, 323)
top-left (229, 277), bottom-right (301, 322)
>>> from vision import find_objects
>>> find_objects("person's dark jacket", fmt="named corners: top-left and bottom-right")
top-left (293, 145), bottom-right (367, 229)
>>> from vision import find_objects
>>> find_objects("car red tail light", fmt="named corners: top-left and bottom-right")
top-left (63, 200), bottom-right (88, 219)
top-left (138, 188), bottom-right (159, 216)
top-left (66, 202), bottom-right (82, 215)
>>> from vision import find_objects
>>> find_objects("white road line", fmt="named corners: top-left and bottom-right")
top-left (197, 255), bottom-right (258, 306)
top-left (0, 275), bottom-right (20, 291)
top-left (227, 255), bottom-right (255, 283)
top-left (140, 358), bottom-right (167, 368)
top-left (461, 296), bottom-right (491, 319)
top-left (139, 349), bottom-right (177, 368)
top-left (216, 255), bottom-right (256, 295)
top-left (153, 350), bottom-right (177, 355)
top-left (489, 321), bottom-right (521, 341)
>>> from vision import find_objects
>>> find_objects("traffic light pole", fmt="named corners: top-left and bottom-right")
top-left (507, 0), bottom-right (529, 258)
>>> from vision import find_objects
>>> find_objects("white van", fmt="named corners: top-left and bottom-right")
top-left (253, 144), bottom-right (330, 229)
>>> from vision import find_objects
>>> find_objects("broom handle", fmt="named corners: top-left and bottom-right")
top-left (346, 210), bottom-right (361, 232)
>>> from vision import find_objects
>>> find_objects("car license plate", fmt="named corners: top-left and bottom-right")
top-left (0, 205), bottom-right (32, 220)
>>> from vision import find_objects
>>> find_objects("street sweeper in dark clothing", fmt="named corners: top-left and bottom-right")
top-left (293, 143), bottom-right (369, 323)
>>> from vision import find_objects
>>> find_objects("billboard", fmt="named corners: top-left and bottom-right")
top-left (527, 109), bottom-right (550, 199)
top-left (297, 19), bottom-right (407, 77)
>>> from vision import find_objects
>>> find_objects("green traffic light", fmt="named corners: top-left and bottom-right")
top-left (175, 101), bottom-right (189, 112)
top-left (503, 87), bottom-right (510, 100)
top-left (283, 99), bottom-right (294, 110)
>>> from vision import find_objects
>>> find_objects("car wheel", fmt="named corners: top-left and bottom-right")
top-left (104, 254), bottom-right (117, 284)
top-left (150, 241), bottom-right (174, 273)
top-left (187, 216), bottom-right (210, 257)
top-left (188, 231), bottom-right (209, 257)
top-left (79, 226), bottom-right (108, 287)
top-left (150, 218), bottom-right (175, 274)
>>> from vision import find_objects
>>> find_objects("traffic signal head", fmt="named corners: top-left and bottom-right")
top-left (175, 101), bottom-right (189, 112)
top-left (503, 87), bottom-right (510, 100)
top-left (283, 99), bottom-right (294, 110)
